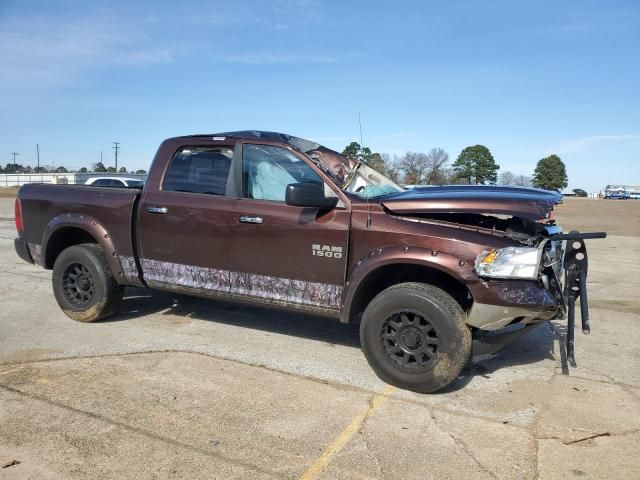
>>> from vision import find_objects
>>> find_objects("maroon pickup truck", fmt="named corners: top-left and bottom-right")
top-left (14, 131), bottom-right (605, 392)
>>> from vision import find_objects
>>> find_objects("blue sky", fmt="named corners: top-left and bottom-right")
top-left (1, 0), bottom-right (638, 192)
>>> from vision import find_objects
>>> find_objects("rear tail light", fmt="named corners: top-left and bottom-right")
top-left (15, 198), bottom-right (23, 233)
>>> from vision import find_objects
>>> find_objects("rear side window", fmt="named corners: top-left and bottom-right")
top-left (163, 147), bottom-right (233, 195)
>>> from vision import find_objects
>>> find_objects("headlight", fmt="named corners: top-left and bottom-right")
top-left (475, 247), bottom-right (541, 280)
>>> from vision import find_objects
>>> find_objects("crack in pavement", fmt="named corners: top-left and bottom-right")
top-left (0, 383), bottom-right (280, 478)
top-left (564, 432), bottom-right (611, 445)
top-left (357, 409), bottom-right (385, 479)
top-left (0, 269), bottom-right (50, 281)
top-left (0, 349), bottom-right (542, 434)
top-left (428, 408), bottom-right (500, 480)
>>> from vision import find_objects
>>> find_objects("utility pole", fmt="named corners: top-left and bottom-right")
top-left (358, 113), bottom-right (364, 147)
top-left (36, 144), bottom-right (40, 171)
top-left (10, 152), bottom-right (19, 170)
top-left (112, 142), bottom-right (120, 171)
top-left (100, 150), bottom-right (103, 164)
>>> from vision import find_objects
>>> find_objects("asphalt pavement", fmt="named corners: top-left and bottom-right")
top-left (1, 197), bottom-right (639, 479)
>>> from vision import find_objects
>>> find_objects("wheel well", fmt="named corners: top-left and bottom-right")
top-left (44, 227), bottom-right (98, 269)
top-left (347, 264), bottom-right (472, 323)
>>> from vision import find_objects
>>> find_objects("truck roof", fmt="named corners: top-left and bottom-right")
top-left (172, 131), bottom-right (305, 146)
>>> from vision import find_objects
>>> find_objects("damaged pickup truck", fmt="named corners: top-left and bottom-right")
top-left (14, 131), bottom-right (606, 392)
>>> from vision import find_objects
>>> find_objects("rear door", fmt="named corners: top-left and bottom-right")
top-left (136, 142), bottom-right (236, 294)
top-left (227, 142), bottom-right (350, 311)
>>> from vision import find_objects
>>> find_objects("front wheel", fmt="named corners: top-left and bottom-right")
top-left (52, 244), bottom-right (123, 322)
top-left (360, 282), bottom-right (471, 393)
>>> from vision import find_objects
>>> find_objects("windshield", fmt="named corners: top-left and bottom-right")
top-left (288, 135), bottom-right (404, 199)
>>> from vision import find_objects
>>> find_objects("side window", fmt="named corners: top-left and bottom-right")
top-left (93, 179), bottom-right (110, 187)
top-left (163, 146), bottom-right (233, 195)
top-left (243, 144), bottom-right (322, 202)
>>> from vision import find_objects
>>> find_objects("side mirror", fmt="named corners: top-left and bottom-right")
top-left (285, 182), bottom-right (338, 210)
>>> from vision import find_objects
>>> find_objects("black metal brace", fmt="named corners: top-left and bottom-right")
top-left (554, 230), bottom-right (607, 367)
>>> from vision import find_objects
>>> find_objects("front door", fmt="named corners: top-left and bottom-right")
top-left (228, 143), bottom-right (350, 311)
top-left (137, 143), bottom-right (236, 294)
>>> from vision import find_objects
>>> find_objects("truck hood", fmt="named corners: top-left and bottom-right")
top-left (380, 185), bottom-right (562, 221)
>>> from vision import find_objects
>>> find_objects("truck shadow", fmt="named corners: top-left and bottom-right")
top-left (111, 287), bottom-right (563, 388)
top-left (109, 287), bottom-right (361, 348)
top-left (444, 323), bottom-right (565, 392)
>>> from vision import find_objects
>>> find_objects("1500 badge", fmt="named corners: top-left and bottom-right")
top-left (312, 244), bottom-right (343, 259)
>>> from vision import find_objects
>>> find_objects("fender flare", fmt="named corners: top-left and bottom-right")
top-left (41, 213), bottom-right (133, 284)
top-left (340, 245), bottom-right (479, 323)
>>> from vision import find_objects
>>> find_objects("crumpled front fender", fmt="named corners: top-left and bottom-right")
top-left (340, 245), bottom-right (478, 323)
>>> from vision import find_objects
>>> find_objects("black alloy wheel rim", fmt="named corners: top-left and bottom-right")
top-left (62, 262), bottom-right (95, 308)
top-left (380, 311), bottom-right (439, 372)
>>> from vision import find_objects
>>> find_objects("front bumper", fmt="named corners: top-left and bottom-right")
top-left (467, 301), bottom-right (559, 330)
top-left (14, 237), bottom-right (34, 264)
top-left (467, 278), bottom-right (561, 331)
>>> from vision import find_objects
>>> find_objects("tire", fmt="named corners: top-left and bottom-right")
top-left (52, 243), bottom-right (124, 322)
top-left (360, 282), bottom-right (471, 393)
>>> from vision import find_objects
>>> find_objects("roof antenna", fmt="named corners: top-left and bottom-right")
top-left (359, 113), bottom-right (373, 228)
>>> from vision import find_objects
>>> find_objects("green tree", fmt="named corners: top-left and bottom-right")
top-left (78, 167), bottom-right (88, 173)
top-left (453, 145), bottom-right (499, 184)
top-left (341, 142), bottom-right (393, 177)
top-left (4, 163), bottom-right (25, 174)
top-left (532, 155), bottom-right (568, 191)
top-left (118, 166), bottom-right (127, 173)
top-left (34, 166), bottom-right (48, 173)
top-left (342, 142), bottom-right (361, 160)
top-left (366, 152), bottom-right (386, 172)
top-left (54, 166), bottom-right (68, 173)
top-left (93, 162), bottom-right (107, 173)
top-left (135, 169), bottom-right (147, 174)
top-left (106, 166), bottom-right (117, 173)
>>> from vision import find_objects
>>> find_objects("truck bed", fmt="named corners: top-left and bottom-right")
top-left (17, 183), bottom-right (140, 269)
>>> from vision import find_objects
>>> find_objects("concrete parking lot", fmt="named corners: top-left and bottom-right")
top-left (1, 196), bottom-right (639, 479)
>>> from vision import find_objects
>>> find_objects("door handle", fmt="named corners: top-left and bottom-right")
top-left (239, 216), bottom-right (263, 224)
top-left (146, 206), bottom-right (168, 214)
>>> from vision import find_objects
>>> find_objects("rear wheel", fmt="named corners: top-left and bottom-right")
top-left (360, 282), bottom-right (471, 393)
top-left (52, 244), bottom-right (123, 322)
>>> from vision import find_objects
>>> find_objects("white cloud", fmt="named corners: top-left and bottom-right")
top-left (0, 14), bottom-right (172, 89)
top-left (549, 134), bottom-right (640, 154)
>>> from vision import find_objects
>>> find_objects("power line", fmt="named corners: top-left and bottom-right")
top-left (112, 142), bottom-right (120, 171)
top-left (10, 152), bottom-right (19, 167)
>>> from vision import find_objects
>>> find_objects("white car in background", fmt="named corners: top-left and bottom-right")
top-left (84, 177), bottom-right (145, 188)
